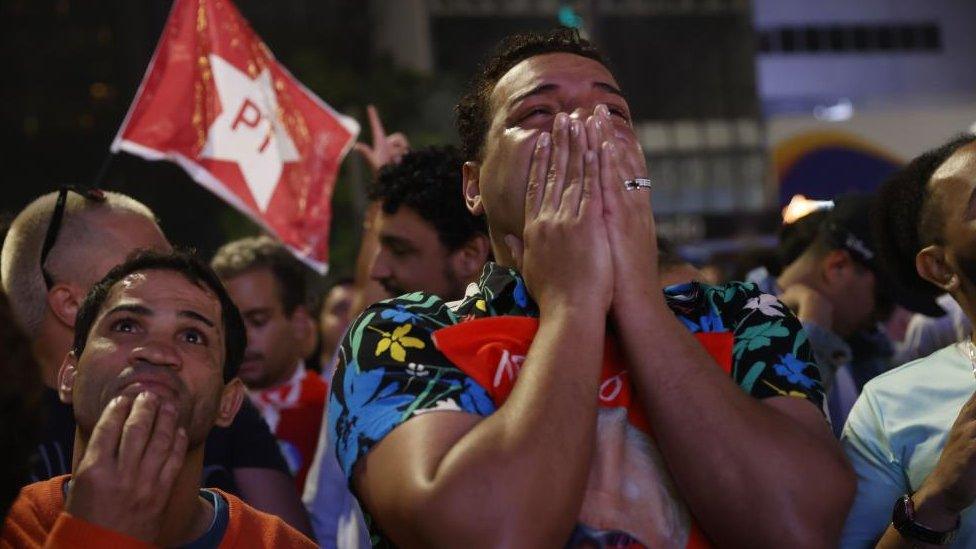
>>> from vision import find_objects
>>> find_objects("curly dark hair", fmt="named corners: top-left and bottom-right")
top-left (210, 235), bottom-right (307, 315)
top-left (370, 146), bottom-right (487, 251)
top-left (872, 133), bottom-right (976, 297)
top-left (73, 249), bottom-right (246, 383)
top-left (455, 28), bottom-right (608, 161)
top-left (0, 291), bottom-right (42, 519)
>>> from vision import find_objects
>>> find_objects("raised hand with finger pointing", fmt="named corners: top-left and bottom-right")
top-left (353, 105), bottom-right (410, 175)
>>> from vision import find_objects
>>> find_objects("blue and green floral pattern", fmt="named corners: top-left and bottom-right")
top-left (327, 263), bottom-right (824, 546)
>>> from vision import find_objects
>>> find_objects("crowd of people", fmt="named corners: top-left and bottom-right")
top-left (2, 27), bottom-right (976, 548)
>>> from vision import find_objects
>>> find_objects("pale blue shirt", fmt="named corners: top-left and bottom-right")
top-left (841, 342), bottom-right (976, 547)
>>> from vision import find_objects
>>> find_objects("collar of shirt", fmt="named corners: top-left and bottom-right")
top-left (459, 262), bottom-right (710, 322)
top-left (250, 362), bottom-right (307, 409)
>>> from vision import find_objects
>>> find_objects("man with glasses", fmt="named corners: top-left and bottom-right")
top-left (1, 188), bottom-right (313, 537)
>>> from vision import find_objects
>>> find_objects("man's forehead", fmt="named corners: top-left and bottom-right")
top-left (929, 143), bottom-right (976, 203)
top-left (223, 267), bottom-right (283, 308)
top-left (932, 142), bottom-right (976, 185)
top-left (324, 283), bottom-right (354, 308)
top-left (103, 269), bottom-right (220, 316)
top-left (380, 207), bottom-right (438, 241)
top-left (328, 283), bottom-right (354, 299)
top-left (490, 52), bottom-right (619, 110)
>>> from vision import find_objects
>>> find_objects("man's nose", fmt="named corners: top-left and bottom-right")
top-left (369, 249), bottom-right (392, 281)
top-left (243, 321), bottom-right (259, 342)
top-left (129, 338), bottom-right (181, 369)
top-left (567, 106), bottom-right (594, 121)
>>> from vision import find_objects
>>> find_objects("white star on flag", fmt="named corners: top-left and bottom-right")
top-left (110, 0), bottom-right (359, 273)
top-left (201, 54), bottom-right (299, 212)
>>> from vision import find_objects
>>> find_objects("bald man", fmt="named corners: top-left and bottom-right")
top-left (2, 189), bottom-right (168, 388)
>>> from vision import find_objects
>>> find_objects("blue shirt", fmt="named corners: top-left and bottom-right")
top-left (330, 263), bottom-right (825, 546)
top-left (841, 342), bottom-right (976, 547)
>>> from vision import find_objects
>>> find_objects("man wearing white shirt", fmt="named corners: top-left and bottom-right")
top-left (841, 133), bottom-right (976, 547)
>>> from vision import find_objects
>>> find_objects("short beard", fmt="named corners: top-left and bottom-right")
top-left (954, 249), bottom-right (976, 301)
top-left (379, 279), bottom-right (405, 298)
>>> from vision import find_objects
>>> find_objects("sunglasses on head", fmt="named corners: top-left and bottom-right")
top-left (40, 186), bottom-right (106, 290)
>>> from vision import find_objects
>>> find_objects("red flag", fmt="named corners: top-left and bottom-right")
top-left (111, 0), bottom-right (359, 273)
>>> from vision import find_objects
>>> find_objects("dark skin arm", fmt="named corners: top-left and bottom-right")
top-left (617, 313), bottom-right (854, 547)
top-left (589, 105), bottom-right (855, 548)
top-left (349, 105), bottom-right (404, 318)
top-left (356, 311), bottom-right (604, 547)
top-left (349, 200), bottom-right (391, 319)
top-left (353, 114), bottom-right (612, 547)
top-left (875, 390), bottom-right (976, 548)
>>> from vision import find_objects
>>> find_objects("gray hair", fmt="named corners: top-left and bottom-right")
top-left (0, 190), bottom-right (158, 338)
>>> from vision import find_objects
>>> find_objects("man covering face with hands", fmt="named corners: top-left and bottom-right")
top-left (328, 29), bottom-right (854, 547)
top-left (2, 250), bottom-right (314, 548)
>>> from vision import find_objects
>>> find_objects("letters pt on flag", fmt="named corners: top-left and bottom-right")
top-left (111, 0), bottom-right (359, 273)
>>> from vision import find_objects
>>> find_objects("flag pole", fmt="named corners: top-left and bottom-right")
top-left (92, 150), bottom-right (118, 188)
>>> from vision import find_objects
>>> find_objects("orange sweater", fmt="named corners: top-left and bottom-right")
top-left (1, 475), bottom-right (315, 548)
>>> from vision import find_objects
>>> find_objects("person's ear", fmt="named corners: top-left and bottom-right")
top-left (463, 161), bottom-right (484, 216)
top-left (450, 234), bottom-right (492, 281)
top-left (917, 245), bottom-right (958, 291)
top-left (58, 351), bottom-right (78, 405)
top-left (820, 249), bottom-right (852, 288)
top-left (46, 283), bottom-right (83, 328)
top-left (214, 378), bottom-right (245, 428)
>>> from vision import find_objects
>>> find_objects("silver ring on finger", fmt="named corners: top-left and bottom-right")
top-left (624, 178), bottom-right (652, 191)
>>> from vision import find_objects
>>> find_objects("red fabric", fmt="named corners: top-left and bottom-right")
top-left (432, 316), bottom-right (733, 435)
top-left (251, 368), bottom-right (328, 490)
top-left (1, 475), bottom-right (315, 548)
top-left (432, 316), bottom-right (735, 549)
top-left (110, 0), bottom-right (358, 272)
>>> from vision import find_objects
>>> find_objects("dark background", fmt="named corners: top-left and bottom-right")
top-left (2, 1), bottom-right (759, 288)
top-left (1, 0), bottom-right (448, 285)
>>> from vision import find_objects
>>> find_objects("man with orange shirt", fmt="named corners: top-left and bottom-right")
top-left (2, 250), bottom-right (314, 548)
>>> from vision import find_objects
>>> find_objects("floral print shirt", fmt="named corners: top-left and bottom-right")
top-left (328, 262), bottom-right (825, 547)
